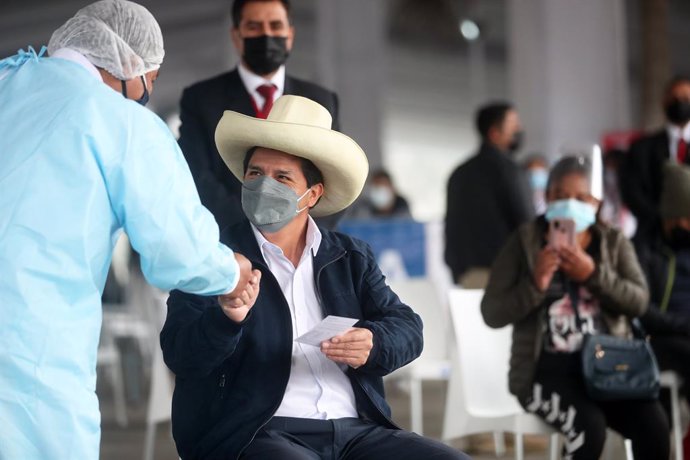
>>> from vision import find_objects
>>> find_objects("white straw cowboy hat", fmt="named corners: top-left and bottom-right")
top-left (215, 95), bottom-right (369, 217)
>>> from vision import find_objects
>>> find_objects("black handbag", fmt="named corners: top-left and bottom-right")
top-left (569, 285), bottom-right (660, 401)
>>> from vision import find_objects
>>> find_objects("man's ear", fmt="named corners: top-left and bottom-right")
top-left (286, 25), bottom-right (295, 51)
top-left (231, 27), bottom-right (243, 54)
top-left (308, 183), bottom-right (324, 208)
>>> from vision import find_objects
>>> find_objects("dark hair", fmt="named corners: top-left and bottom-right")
top-left (242, 147), bottom-right (324, 187)
top-left (231, 0), bottom-right (291, 28)
top-left (371, 169), bottom-right (392, 182)
top-left (664, 75), bottom-right (690, 99)
top-left (546, 156), bottom-right (592, 193)
top-left (522, 153), bottom-right (548, 169)
top-left (475, 102), bottom-right (513, 140)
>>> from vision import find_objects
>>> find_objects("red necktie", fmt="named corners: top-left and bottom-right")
top-left (678, 137), bottom-right (688, 164)
top-left (256, 84), bottom-right (277, 119)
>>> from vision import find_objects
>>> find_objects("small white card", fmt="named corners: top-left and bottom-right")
top-left (295, 315), bottom-right (358, 347)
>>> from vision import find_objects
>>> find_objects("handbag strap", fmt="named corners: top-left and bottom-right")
top-left (659, 247), bottom-right (677, 314)
top-left (566, 278), bottom-right (647, 339)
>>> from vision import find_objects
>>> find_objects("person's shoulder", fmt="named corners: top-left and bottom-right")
top-left (449, 152), bottom-right (481, 176)
top-left (320, 228), bottom-right (372, 258)
top-left (594, 221), bottom-right (630, 249)
top-left (629, 129), bottom-right (667, 151)
top-left (183, 69), bottom-right (239, 97)
top-left (286, 74), bottom-right (337, 100)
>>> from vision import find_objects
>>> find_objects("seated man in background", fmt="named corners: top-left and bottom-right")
top-left (160, 96), bottom-right (469, 460)
top-left (349, 169), bottom-right (412, 219)
top-left (639, 162), bottom-right (690, 454)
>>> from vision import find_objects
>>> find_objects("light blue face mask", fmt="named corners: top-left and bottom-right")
top-left (528, 169), bottom-right (548, 191)
top-left (545, 199), bottom-right (597, 233)
top-left (241, 176), bottom-right (311, 233)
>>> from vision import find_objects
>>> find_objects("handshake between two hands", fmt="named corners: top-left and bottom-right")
top-left (216, 253), bottom-right (374, 368)
top-left (218, 253), bottom-right (261, 323)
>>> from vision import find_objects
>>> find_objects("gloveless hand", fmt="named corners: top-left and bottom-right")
top-left (320, 327), bottom-right (373, 369)
top-left (218, 254), bottom-right (262, 323)
top-left (559, 244), bottom-right (595, 282)
top-left (533, 246), bottom-right (561, 292)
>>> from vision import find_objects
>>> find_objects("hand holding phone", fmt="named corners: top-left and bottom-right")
top-left (548, 218), bottom-right (575, 249)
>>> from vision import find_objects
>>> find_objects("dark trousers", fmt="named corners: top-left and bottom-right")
top-left (240, 417), bottom-right (470, 460)
top-left (521, 359), bottom-right (670, 460)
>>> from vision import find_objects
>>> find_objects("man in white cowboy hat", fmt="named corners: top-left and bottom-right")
top-left (160, 95), bottom-right (470, 460)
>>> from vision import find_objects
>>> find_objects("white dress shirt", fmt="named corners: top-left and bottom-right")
top-left (251, 217), bottom-right (358, 420)
top-left (666, 123), bottom-right (690, 163)
top-left (238, 63), bottom-right (285, 111)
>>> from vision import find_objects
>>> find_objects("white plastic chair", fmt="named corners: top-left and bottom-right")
top-left (142, 338), bottom-right (175, 460)
top-left (142, 289), bottom-right (176, 460)
top-left (386, 277), bottom-right (451, 435)
top-left (660, 370), bottom-right (685, 460)
top-left (442, 288), bottom-right (560, 460)
top-left (443, 288), bottom-right (638, 460)
top-left (97, 321), bottom-right (128, 427)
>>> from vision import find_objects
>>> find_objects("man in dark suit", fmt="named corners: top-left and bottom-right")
top-left (622, 76), bottom-right (690, 248)
top-left (444, 102), bottom-right (534, 288)
top-left (178, 0), bottom-right (340, 231)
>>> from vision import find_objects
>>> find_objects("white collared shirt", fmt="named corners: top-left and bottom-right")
top-left (666, 123), bottom-right (690, 163)
top-left (49, 48), bottom-right (103, 81)
top-left (237, 63), bottom-right (285, 112)
top-left (251, 217), bottom-right (358, 420)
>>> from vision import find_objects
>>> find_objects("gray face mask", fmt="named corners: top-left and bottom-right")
top-left (241, 176), bottom-right (311, 233)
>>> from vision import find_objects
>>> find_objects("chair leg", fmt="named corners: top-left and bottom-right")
top-left (493, 432), bottom-right (506, 457)
top-left (670, 379), bottom-right (684, 460)
top-left (143, 421), bottom-right (156, 460)
top-left (514, 433), bottom-right (524, 460)
top-left (409, 378), bottom-right (423, 435)
top-left (548, 433), bottom-right (560, 460)
top-left (623, 438), bottom-right (634, 460)
top-left (109, 354), bottom-right (128, 427)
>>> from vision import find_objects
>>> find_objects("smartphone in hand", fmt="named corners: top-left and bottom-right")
top-left (548, 218), bottom-right (575, 248)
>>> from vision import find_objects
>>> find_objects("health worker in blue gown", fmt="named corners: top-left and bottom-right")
top-left (0, 1), bottom-right (260, 458)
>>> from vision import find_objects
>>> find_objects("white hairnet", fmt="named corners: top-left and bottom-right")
top-left (48, 0), bottom-right (164, 80)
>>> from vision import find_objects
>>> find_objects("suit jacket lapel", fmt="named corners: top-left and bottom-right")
top-left (225, 68), bottom-right (256, 116)
top-left (284, 75), bottom-right (295, 96)
top-left (658, 130), bottom-right (671, 160)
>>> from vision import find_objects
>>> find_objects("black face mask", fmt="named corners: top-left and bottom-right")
top-left (243, 35), bottom-right (289, 76)
top-left (120, 76), bottom-right (149, 106)
top-left (667, 227), bottom-right (690, 250)
top-left (664, 98), bottom-right (690, 125)
top-left (508, 130), bottom-right (524, 153)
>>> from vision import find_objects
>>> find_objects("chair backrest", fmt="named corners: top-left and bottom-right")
top-left (388, 277), bottom-right (448, 363)
top-left (447, 288), bottom-right (523, 417)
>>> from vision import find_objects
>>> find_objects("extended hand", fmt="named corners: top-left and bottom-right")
top-left (559, 245), bottom-right (595, 282)
top-left (218, 256), bottom-right (262, 323)
top-left (320, 327), bottom-right (373, 369)
top-left (226, 253), bottom-right (252, 298)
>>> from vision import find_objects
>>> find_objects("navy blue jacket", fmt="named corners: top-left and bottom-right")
top-left (160, 220), bottom-right (423, 460)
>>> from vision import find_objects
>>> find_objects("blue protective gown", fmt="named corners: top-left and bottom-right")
top-left (0, 48), bottom-right (239, 459)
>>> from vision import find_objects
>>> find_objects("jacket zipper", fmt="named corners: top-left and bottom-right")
top-left (351, 372), bottom-right (400, 429)
top-left (218, 373), bottom-right (225, 400)
top-left (314, 249), bottom-right (347, 309)
top-left (317, 249), bottom-right (399, 429)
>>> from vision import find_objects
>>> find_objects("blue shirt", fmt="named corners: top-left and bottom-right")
top-left (0, 48), bottom-right (238, 460)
